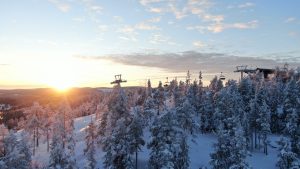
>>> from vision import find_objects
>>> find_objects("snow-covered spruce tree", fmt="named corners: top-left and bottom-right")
top-left (284, 78), bottom-right (300, 156)
top-left (102, 85), bottom-right (135, 169)
top-left (128, 107), bottom-right (145, 169)
top-left (107, 85), bottom-right (130, 129)
top-left (1, 130), bottom-right (32, 169)
top-left (173, 134), bottom-right (189, 169)
top-left (276, 137), bottom-right (300, 169)
top-left (142, 96), bottom-right (156, 124)
top-left (23, 102), bottom-right (45, 155)
top-left (175, 96), bottom-right (198, 134)
top-left (199, 91), bottom-right (214, 133)
top-left (103, 118), bottom-right (134, 169)
top-left (84, 120), bottom-right (96, 169)
top-left (267, 72), bottom-right (285, 133)
top-left (214, 80), bottom-right (245, 133)
top-left (186, 80), bottom-right (200, 110)
top-left (210, 118), bottom-right (250, 169)
top-left (0, 124), bottom-right (8, 156)
top-left (286, 108), bottom-right (300, 156)
top-left (65, 119), bottom-right (78, 169)
top-left (210, 81), bottom-right (250, 169)
top-left (153, 81), bottom-right (165, 115)
top-left (147, 79), bottom-right (152, 97)
top-left (49, 115), bottom-right (67, 169)
top-left (256, 100), bottom-right (271, 155)
top-left (173, 81), bottom-right (185, 108)
top-left (17, 132), bottom-right (32, 169)
top-left (209, 76), bottom-right (223, 96)
top-left (148, 109), bottom-right (188, 169)
top-left (249, 82), bottom-right (270, 151)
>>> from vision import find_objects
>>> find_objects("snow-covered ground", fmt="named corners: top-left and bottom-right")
top-left (33, 114), bottom-right (279, 169)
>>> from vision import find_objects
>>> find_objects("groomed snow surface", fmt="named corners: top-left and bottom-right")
top-left (33, 114), bottom-right (279, 169)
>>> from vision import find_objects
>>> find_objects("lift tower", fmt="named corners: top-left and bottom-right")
top-left (111, 74), bottom-right (127, 86)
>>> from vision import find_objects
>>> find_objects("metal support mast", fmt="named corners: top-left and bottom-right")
top-left (111, 74), bottom-right (127, 86)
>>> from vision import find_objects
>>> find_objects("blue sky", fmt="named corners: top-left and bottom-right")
top-left (0, 0), bottom-right (299, 89)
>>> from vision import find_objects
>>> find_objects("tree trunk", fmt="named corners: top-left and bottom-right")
top-left (33, 129), bottom-right (36, 156)
top-left (47, 128), bottom-right (49, 152)
top-left (254, 128), bottom-right (257, 149)
top-left (36, 127), bottom-right (39, 147)
top-left (135, 150), bottom-right (138, 169)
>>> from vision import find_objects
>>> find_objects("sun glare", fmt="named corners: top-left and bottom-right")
top-left (50, 81), bottom-right (72, 92)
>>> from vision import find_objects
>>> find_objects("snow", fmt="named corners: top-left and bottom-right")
top-left (31, 114), bottom-right (280, 169)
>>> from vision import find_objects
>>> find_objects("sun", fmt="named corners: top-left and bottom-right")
top-left (41, 67), bottom-right (77, 92)
top-left (50, 81), bottom-right (72, 92)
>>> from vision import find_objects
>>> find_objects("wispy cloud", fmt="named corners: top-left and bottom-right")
top-left (98, 25), bottom-right (108, 32)
top-left (149, 33), bottom-right (169, 44)
top-left (74, 51), bottom-right (299, 74)
top-left (288, 31), bottom-right (298, 37)
top-left (113, 16), bottom-right (123, 22)
top-left (188, 20), bottom-right (258, 33)
top-left (238, 2), bottom-right (255, 8)
top-left (285, 17), bottom-right (296, 23)
top-left (48, 0), bottom-right (71, 12)
top-left (72, 17), bottom-right (85, 22)
top-left (140, 0), bottom-right (215, 21)
top-left (193, 41), bottom-right (206, 48)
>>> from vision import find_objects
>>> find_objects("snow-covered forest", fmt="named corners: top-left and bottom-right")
top-left (0, 67), bottom-right (300, 169)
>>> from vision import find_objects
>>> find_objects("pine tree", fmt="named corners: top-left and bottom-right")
top-left (66, 120), bottom-right (77, 169)
top-left (84, 120), bottom-right (96, 169)
top-left (210, 119), bottom-right (250, 169)
top-left (128, 108), bottom-right (145, 169)
top-left (142, 96), bottom-right (156, 124)
top-left (147, 79), bottom-right (152, 97)
top-left (49, 115), bottom-right (67, 169)
top-left (175, 96), bottom-right (198, 134)
top-left (0, 124), bottom-right (8, 156)
top-left (249, 83), bottom-right (270, 151)
top-left (173, 136), bottom-right (189, 169)
top-left (199, 91), bottom-right (214, 133)
top-left (103, 118), bottom-right (134, 169)
top-left (17, 132), bottom-right (32, 169)
top-left (23, 102), bottom-right (45, 156)
top-left (148, 109), bottom-right (187, 169)
top-left (102, 86), bottom-right (134, 169)
top-left (284, 78), bottom-right (300, 156)
top-left (286, 109), bottom-right (300, 156)
top-left (276, 137), bottom-right (300, 169)
top-left (153, 81), bottom-right (165, 115)
top-left (1, 131), bottom-right (32, 169)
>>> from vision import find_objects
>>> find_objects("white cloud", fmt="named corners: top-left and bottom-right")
top-left (229, 20), bottom-right (258, 29)
top-left (113, 16), bottom-right (123, 22)
top-left (285, 17), bottom-right (296, 23)
top-left (149, 7), bottom-right (164, 13)
top-left (193, 41), bottom-right (206, 48)
top-left (140, 0), bottom-right (164, 6)
top-left (48, 0), bottom-right (71, 12)
top-left (72, 17), bottom-right (85, 22)
top-left (148, 17), bottom-right (161, 23)
top-left (98, 25), bottom-right (108, 32)
top-left (188, 20), bottom-right (258, 33)
top-left (135, 23), bottom-right (160, 30)
top-left (238, 2), bottom-right (255, 8)
top-left (117, 26), bottom-right (139, 42)
top-left (89, 5), bottom-right (102, 13)
top-left (288, 31), bottom-right (298, 37)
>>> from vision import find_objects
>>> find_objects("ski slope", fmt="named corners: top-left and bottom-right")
top-left (32, 114), bottom-right (279, 169)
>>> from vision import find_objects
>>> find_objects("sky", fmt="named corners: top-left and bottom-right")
top-left (0, 0), bottom-right (299, 89)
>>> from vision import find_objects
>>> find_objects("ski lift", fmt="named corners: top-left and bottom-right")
top-left (220, 72), bottom-right (226, 81)
top-left (164, 77), bottom-right (169, 87)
